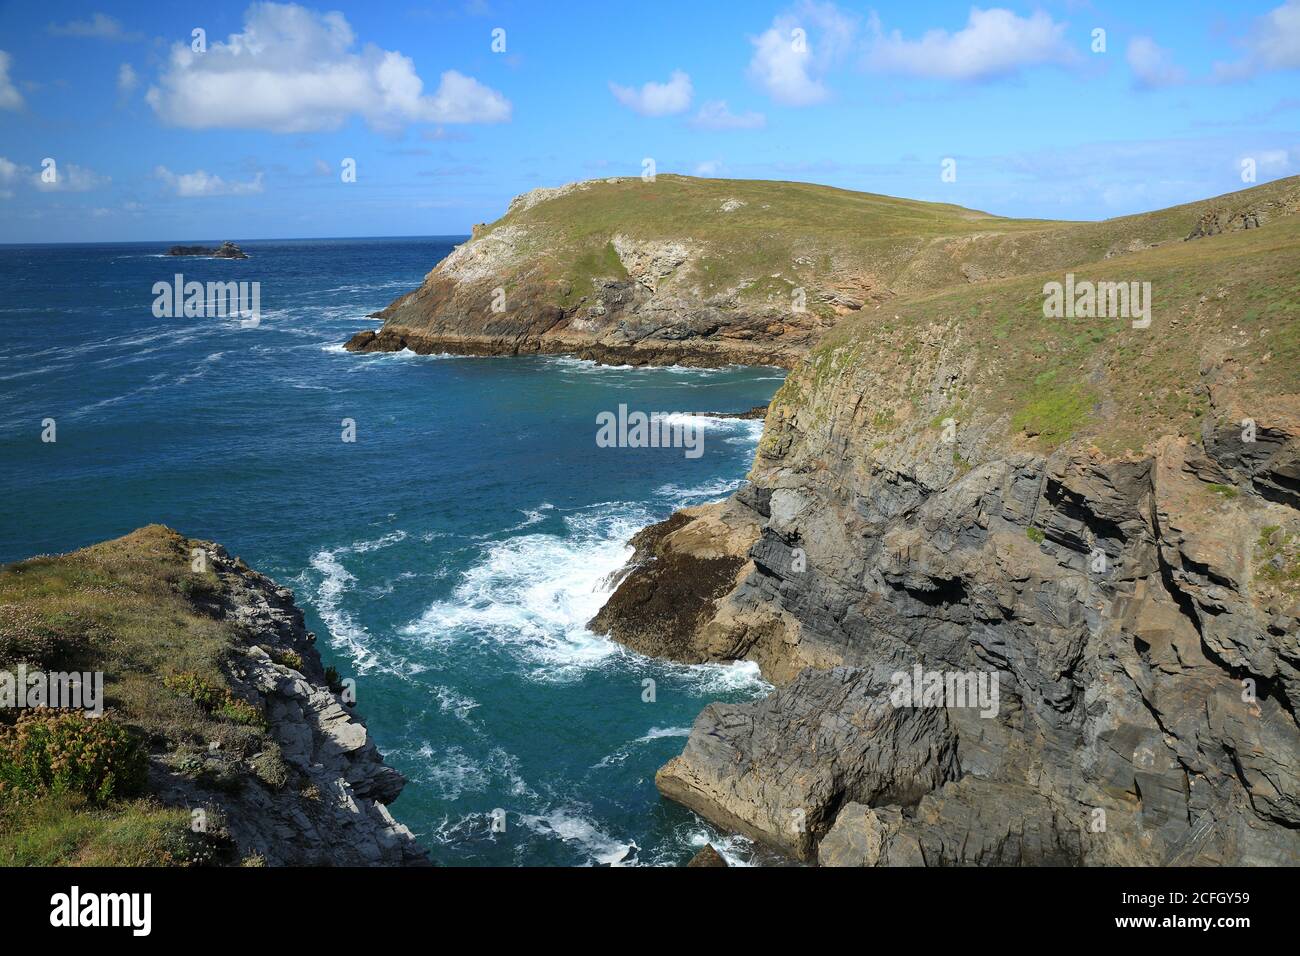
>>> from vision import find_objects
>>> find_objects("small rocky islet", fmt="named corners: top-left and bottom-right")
top-left (166, 240), bottom-right (249, 259)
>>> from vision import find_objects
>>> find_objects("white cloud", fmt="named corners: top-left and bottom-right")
top-left (694, 160), bottom-right (724, 176)
top-left (1244, 148), bottom-right (1294, 176)
top-left (0, 156), bottom-right (20, 182)
top-left (1126, 37), bottom-right (1187, 89)
top-left (146, 2), bottom-right (511, 133)
top-left (117, 63), bottom-right (139, 96)
top-left (33, 163), bottom-right (109, 192)
top-left (0, 51), bottom-right (23, 110)
top-left (609, 70), bottom-right (693, 116)
top-left (155, 166), bottom-right (265, 197)
top-left (1215, 0), bottom-right (1300, 79)
top-left (690, 100), bottom-right (766, 130)
top-left (865, 7), bottom-right (1076, 81)
top-left (748, 1), bottom-right (858, 106)
top-left (48, 13), bottom-right (139, 42)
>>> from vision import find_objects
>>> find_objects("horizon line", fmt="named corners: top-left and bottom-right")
top-left (0, 233), bottom-right (473, 249)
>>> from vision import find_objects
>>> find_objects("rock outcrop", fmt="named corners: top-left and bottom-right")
top-left (686, 844), bottom-right (729, 867)
top-left (151, 537), bottom-right (427, 865)
top-left (0, 526), bottom-right (426, 866)
top-left (167, 241), bottom-right (249, 259)
top-left (596, 177), bottom-right (1300, 866)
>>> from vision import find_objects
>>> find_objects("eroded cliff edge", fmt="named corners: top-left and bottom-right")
top-left (0, 526), bottom-right (427, 866)
top-left (347, 173), bottom-right (1300, 374)
top-left (592, 176), bottom-right (1300, 865)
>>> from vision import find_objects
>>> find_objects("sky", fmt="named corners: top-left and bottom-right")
top-left (0, 0), bottom-right (1297, 242)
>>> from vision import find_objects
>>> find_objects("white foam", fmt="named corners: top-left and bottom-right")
top-left (683, 829), bottom-right (757, 867)
top-left (638, 725), bottom-right (692, 742)
top-left (592, 725), bottom-right (693, 769)
top-left (400, 505), bottom-right (650, 681)
top-left (655, 476), bottom-right (747, 504)
top-left (308, 530), bottom-right (408, 673)
top-left (519, 809), bottom-right (637, 866)
top-left (674, 659), bottom-right (770, 695)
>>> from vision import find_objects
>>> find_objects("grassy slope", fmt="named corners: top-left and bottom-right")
top-left (775, 204), bottom-right (1300, 456)
top-left (0, 526), bottom-right (271, 865)
top-left (472, 173), bottom-right (1299, 319)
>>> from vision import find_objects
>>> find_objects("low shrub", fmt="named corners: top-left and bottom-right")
top-left (163, 671), bottom-right (266, 730)
top-left (0, 711), bottom-right (147, 804)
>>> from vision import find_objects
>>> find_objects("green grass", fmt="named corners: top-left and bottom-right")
top-left (0, 525), bottom-right (276, 865)
top-left (461, 172), bottom-right (1300, 322)
top-left (790, 199), bottom-right (1300, 455)
top-left (1011, 377), bottom-right (1095, 446)
top-left (0, 792), bottom-right (205, 866)
top-left (1255, 525), bottom-right (1300, 601)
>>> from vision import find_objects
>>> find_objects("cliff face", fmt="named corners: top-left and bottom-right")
top-left (154, 534), bottom-right (428, 866)
top-left (347, 173), bottom-right (1300, 372)
top-left (595, 177), bottom-right (1300, 865)
top-left (0, 526), bottom-right (426, 866)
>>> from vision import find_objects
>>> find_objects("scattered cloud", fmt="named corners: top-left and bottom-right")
top-left (117, 63), bottom-right (139, 97)
top-left (690, 99), bottom-right (766, 130)
top-left (1214, 0), bottom-right (1300, 80)
top-left (0, 156), bottom-right (20, 183)
top-left (154, 166), bottom-right (265, 197)
top-left (694, 159), bottom-right (724, 176)
top-left (33, 162), bottom-right (109, 192)
top-left (864, 7), bottom-right (1076, 81)
top-left (748, 1), bottom-right (857, 106)
top-left (0, 51), bottom-right (23, 110)
top-left (1242, 148), bottom-right (1294, 177)
top-left (609, 70), bottom-right (693, 116)
top-left (422, 126), bottom-right (471, 142)
top-left (1126, 37), bottom-right (1187, 89)
top-left (146, 2), bottom-right (511, 133)
top-left (48, 13), bottom-right (141, 42)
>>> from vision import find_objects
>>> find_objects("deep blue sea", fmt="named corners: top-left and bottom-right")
top-left (0, 238), bottom-right (784, 866)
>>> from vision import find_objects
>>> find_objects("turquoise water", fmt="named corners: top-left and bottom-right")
top-left (0, 238), bottom-right (783, 865)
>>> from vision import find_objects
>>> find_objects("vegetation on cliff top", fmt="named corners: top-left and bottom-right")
top-left (765, 176), bottom-right (1300, 456)
top-left (0, 525), bottom-right (278, 865)
top-left (466, 172), bottom-right (1298, 319)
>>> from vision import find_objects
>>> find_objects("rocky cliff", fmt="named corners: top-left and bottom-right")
top-left (347, 173), bottom-right (1300, 373)
top-left (592, 175), bottom-right (1300, 865)
top-left (0, 526), bottom-right (426, 866)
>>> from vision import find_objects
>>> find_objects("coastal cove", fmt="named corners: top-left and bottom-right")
top-left (0, 237), bottom-right (787, 865)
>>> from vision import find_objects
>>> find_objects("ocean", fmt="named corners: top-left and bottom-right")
top-left (0, 237), bottom-right (784, 866)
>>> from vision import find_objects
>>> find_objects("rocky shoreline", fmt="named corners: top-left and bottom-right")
top-left (0, 526), bottom-right (427, 866)
top-left (162, 534), bottom-right (428, 865)
top-left (343, 324), bottom-right (803, 369)
top-left (597, 391), bottom-right (1300, 866)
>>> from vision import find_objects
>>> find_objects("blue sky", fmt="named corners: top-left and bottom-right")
top-left (0, 0), bottom-right (1297, 242)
